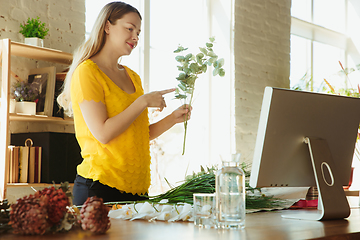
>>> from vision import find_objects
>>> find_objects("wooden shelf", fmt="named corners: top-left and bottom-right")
top-left (0, 39), bottom-right (74, 201)
top-left (7, 183), bottom-right (74, 187)
top-left (1, 41), bottom-right (72, 65)
top-left (9, 113), bottom-right (74, 125)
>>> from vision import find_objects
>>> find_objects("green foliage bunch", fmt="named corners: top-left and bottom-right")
top-left (19, 17), bottom-right (49, 39)
top-left (106, 164), bottom-right (286, 210)
top-left (174, 37), bottom-right (225, 155)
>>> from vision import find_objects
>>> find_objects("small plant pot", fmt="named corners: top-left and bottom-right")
top-left (15, 101), bottom-right (36, 115)
top-left (24, 37), bottom-right (44, 47)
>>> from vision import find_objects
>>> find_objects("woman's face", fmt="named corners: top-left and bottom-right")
top-left (105, 12), bottom-right (141, 56)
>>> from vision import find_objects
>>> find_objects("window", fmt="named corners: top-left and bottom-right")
top-left (85, 0), bottom-right (233, 194)
top-left (290, 0), bottom-right (360, 190)
top-left (290, 0), bottom-right (360, 92)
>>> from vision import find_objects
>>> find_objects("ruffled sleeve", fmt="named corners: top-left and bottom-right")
top-left (71, 61), bottom-right (106, 105)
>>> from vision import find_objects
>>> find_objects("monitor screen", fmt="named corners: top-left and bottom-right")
top-left (249, 87), bottom-right (360, 220)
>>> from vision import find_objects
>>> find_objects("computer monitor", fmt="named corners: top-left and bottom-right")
top-left (249, 87), bottom-right (360, 220)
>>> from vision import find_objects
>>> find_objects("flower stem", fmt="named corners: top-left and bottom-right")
top-left (182, 87), bottom-right (195, 155)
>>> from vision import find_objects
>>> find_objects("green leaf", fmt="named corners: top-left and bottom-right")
top-left (178, 83), bottom-right (187, 91)
top-left (196, 53), bottom-right (204, 59)
top-left (174, 45), bottom-right (188, 53)
top-left (201, 64), bottom-right (207, 72)
top-left (196, 53), bottom-right (204, 64)
top-left (207, 51), bottom-right (217, 58)
top-left (189, 63), bottom-right (200, 73)
top-left (206, 43), bottom-right (213, 48)
top-left (199, 47), bottom-right (208, 55)
top-left (213, 61), bottom-right (218, 68)
top-left (209, 57), bottom-right (217, 63)
top-left (187, 75), bottom-right (198, 85)
top-left (217, 58), bottom-right (225, 68)
top-left (209, 37), bottom-right (215, 42)
top-left (175, 55), bottom-right (186, 62)
top-left (175, 94), bottom-right (187, 99)
top-left (213, 68), bottom-right (219, 76)
top-left (219, 68), bottom-right (225, 77)
top-left (176, 72), bottom-right (186, 80)
top-left (19, 16), bottom-right (48, 39)
top-left (185, 53), bottom-right (193, 60)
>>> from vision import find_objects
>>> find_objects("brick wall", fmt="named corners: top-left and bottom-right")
top-left (234, 0), bottom-right (291, 163)
top-left (0, 0), bottom-right (85, 133)
top-left (0, 0), bottom-right (85, 80)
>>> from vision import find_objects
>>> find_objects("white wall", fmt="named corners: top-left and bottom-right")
top-left (234, 0), bottom-right (291, 164)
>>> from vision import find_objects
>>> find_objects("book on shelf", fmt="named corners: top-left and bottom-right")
top-left (8, 144), bottom-right (42, 184)
top-left (29, 146), bottom-right (42, 183)
top-left (19, 146), bottom-right (29, 183)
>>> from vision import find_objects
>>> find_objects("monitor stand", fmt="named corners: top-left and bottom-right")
top-left (281, 137), bottom-right (350, 220)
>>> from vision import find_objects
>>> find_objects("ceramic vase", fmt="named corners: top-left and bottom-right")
top-left (24, 37), bottom-right (44, 47)
top-left (15, 101), bottom-right (36, 115)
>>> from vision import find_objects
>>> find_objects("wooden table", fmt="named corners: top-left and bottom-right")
top-left (2, 198), bottom-right (360, 240)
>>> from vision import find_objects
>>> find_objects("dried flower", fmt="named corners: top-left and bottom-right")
top-left (12, 81), bottom-right (39, 102)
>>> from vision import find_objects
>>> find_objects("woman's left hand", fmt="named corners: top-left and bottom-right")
top-left (172, 104), bottom-right (192, 124)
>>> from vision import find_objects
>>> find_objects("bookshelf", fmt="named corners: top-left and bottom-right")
top-left (0, 39), bottom-right (73, 200)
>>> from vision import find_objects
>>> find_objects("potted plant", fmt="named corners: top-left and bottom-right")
top-left (19, 16), bottom-right (49, 47)
top-left (11, 81), bottom-right (39, 115)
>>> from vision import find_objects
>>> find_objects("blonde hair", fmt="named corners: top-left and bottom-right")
top-left (57, 1), bottom-right (141, 116)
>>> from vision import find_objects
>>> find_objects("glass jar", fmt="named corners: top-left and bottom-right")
top-left (215, 153), bottom-right (245, 229)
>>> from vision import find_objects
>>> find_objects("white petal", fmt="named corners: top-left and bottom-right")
top-left (138, 202), bottom-right (155, 214)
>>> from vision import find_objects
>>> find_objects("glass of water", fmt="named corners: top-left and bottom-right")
top-left (193, 193), bottom-right (216, 228)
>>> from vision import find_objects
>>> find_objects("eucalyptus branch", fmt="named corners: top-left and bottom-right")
top-left (174, 37), bottom-right (225, 155)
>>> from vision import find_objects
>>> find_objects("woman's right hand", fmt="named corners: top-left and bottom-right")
top-left (140, 88), bottom-right (175, 111)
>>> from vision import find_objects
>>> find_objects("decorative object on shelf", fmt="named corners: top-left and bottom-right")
top-left (24, 38), bottom-right (44, 47)
top-left (174, 37), bottom-right (226, 154)
top-left (15, 101), bottom-right (36, 115)
top-left (11, 132), bottom-right (82, 184)
top-left (7, 138), bottom-right (42, 184)
top-left (53, 72), bottom-right (67, 118)
top-left (19, 16), bottom-right (49, 47)
top-left (9, 99), bottom-right (16, 113)
top-left (28, 66), bottom-right (56, 116)
top-left (11, 80), bottom-right (39, 115)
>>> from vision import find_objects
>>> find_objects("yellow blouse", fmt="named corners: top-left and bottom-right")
top-left (71, 59), bottom-right (150, 195)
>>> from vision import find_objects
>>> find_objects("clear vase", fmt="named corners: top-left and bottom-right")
top-left (215, 153), bottom-right (245, 229)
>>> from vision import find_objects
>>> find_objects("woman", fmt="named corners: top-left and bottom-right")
top-left (57, 1), bottom-right (191, 205)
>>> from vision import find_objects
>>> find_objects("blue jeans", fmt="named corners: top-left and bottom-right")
top-left (72, 174), bottom-right (148, 205)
